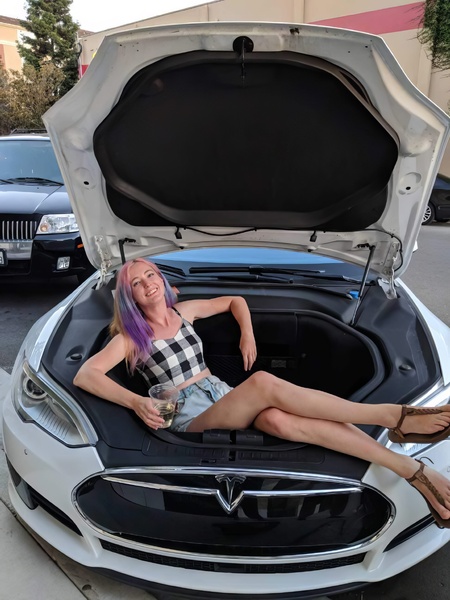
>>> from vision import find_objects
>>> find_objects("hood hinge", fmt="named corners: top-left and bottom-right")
top-left (94, 235), bottom-right (113, 287)
top-left (379, 239), bottom-right (400, 300)
top-left (378, 275), bottom-right (396, 299)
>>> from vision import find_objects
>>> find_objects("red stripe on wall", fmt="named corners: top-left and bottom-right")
top-left (310, 2), bottom-right (424, 35)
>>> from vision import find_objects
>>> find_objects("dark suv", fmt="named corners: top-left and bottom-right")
top-left (422, 173), bottom-right (450, 225)
top-left (0, 133), bottom-right (94, 281)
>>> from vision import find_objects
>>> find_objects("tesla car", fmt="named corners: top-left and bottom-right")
top-left (422, 173), bottom-right (450, 225)
top-left (3, 22), bottom-right (450, 599)
top-left (0, 132), bottom-right (94, 281)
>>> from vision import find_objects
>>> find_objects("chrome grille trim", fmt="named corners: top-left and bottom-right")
top-left (100, 539), bottom-right (367, 573)
top-left (101, 473), bottom-right (362, 514)
top-left (98, 465), bottom-right (366, 484)
top-left (1, 219), bottom-right (38, 241)
top-left (73, 466), bottom-right (396, 564)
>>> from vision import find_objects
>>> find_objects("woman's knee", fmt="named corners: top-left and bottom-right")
top-left (254, 408), bottom-right (300, 439)
top-left (246, 371), bottom-right (280, 395)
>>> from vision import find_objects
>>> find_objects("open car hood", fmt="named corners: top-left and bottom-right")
top-left (44, 22), bottom-right (450, 279)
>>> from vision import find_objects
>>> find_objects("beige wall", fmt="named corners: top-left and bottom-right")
top-left (208, 0), bottom-right (303, 21)
top-left (78, 5), bottom-right (212, 69)
top-left (429, 66), bottom-right (450, 174)
top-left (80, 1), bottom-right (429, 89)
top-left (0, 22), bottom-right (23, 71)
top-left (383, 29), bottom-right (425, 87)
top-left (304, 0), bottom-right (416, 21)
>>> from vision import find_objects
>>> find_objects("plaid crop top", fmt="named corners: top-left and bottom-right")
top-left (140, 308), bottom-right (207, 387)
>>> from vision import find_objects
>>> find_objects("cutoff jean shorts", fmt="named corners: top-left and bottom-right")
top-left (170, 375), bottom-right (233, 432)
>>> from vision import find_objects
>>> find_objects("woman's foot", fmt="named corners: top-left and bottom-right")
top-left (388, 405), bottom-right (450, 443)
top-left (405, 460), bottom-right (450, 526)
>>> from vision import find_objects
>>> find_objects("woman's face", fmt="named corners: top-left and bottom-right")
top-left (128, 262), bottom-right (165, 306)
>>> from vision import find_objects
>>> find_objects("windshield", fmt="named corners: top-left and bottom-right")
top-left (0, 139), bottom-right (63, 184)
top-left (152, 247), bottom-right (371, 283)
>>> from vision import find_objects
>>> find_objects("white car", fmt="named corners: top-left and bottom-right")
top-left (3, 22), bottom-right (450, 599)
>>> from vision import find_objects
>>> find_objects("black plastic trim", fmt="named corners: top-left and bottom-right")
top-left (28, 486), bottom-right (82, 536)
top-left (101, 539), bottom-right (365, 573)
top-left (384, 515), bottom-right (434, 552)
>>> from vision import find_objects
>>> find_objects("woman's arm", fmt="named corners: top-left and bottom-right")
top-left (73, 335), bottom-right (164, 429)
top-left (176, 296), bottom-right (257, 370)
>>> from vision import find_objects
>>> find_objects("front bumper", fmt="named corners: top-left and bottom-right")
top-left (0, 232), bottom-right (93, 278)
top-left (3, 390), bottom-right (450, 598)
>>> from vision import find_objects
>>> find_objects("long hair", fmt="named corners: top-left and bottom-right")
top-left (110, 258), bottom-right (178, 372)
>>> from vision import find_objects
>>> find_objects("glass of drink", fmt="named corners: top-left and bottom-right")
top-left (148, 384), bottom-right (179, 428)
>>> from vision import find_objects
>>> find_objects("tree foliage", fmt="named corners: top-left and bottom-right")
top-left (418, 0), bottom-right (450, 70)
top-left (17, 0), bottom-right (79, 96)
top-left (0, 64), bottom-right (64, 134)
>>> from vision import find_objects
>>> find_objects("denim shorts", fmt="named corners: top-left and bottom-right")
top-left (170, 375), bottom-right (233, 432)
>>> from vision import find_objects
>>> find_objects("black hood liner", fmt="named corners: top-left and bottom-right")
top-left (94, 50), bottom-right (398, 231)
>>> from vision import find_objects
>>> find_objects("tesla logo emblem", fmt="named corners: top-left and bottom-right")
top-left (215, 474), bottom-right (247, 514)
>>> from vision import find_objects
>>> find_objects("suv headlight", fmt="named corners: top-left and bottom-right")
top-left (11, 358), bottom-right (97, 447)
top-left (37, 213), bottom-right (79, 234)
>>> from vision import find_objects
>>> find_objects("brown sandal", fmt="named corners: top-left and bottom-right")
top-left (388, 405), bottom-right (450, 444)
top-left (406, 460), bottom-right (450, 529)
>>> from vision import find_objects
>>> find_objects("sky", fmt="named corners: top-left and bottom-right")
top-left (3, 0), bottom-right (210, 32)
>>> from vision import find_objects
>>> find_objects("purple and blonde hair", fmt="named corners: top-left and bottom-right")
top-left (110, 258), bottom-right (178, 372)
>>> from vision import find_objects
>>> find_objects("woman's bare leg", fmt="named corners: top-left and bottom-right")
top-left (252, 408), bottom-right (450, 521)
top-left (188, 371), bottom-right (450, 435)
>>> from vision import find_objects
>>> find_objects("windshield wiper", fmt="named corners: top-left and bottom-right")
top-left (7, 177), bottom-right (63, 185)
top-left (190, 265), bottom-right (325, 276)
top-left (0, 178), bottom-right (14, 184)
top-left (157, 263), bottom-right (358, 298)
top-left (214, 273), bottom-right (294, 283)
top-left (305, 274), bottom-right (363, 284)
top-left (189, 265), bottom-right (364, 283)
top-left (155, 263), bottom-right (187, 279)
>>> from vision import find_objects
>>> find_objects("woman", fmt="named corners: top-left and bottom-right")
top-left (74, 258), bottom-right (450, 528)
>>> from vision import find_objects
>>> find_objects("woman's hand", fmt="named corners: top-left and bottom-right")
top-left (131, 395), bottom-right (166, 429)
top-left (240, 332), bottom-right (257, 371)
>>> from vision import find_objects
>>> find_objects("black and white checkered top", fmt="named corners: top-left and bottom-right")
top-left (140, 308), bottom-right (207, 387)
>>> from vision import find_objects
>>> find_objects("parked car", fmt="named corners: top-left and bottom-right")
top-left (3, 22), bottom-right (450, 600)
top-left (422, 173), bottom-right (450, 224)
top-left (0, 132), bottom-right (94, 281)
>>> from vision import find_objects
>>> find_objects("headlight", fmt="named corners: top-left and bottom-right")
top-left (36, 213), bottom-right (79, 234)
top-left (11, 359), bottom-right (97, 447)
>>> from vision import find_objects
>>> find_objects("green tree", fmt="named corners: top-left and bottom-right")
top-left (0, 68), bottom-right (13, 134)
top-left (418, 0), bottom-right (450, 70)
top-left (17, 0), bottom-right (79, 96)
top-left (0, 64), bottom-right (64, 134)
